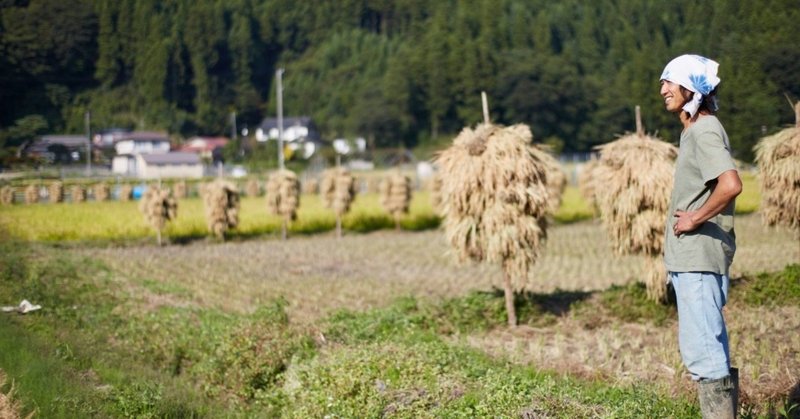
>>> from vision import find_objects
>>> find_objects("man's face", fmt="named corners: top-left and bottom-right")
top-left (659, 80), bottom-right (693, 113)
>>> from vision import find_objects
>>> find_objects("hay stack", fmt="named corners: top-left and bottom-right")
top-left (754, 101), bottom-right (800, 233)
top-left (118, 184), bottom-right (133, 201)
top-left (48, 181), bottom-right (64, 203)
top-left (1, 186), bottom-right (14, 205)
top-left (202, 180), bottom-right (240, 240)
top-left (534, 145), bottom-right (567, 214)
top-left (578, 157), bottom-right (600, 212)
top-left (380, 171), bottom-right (412, 230)
top-left (139, 185), bottom-right (177, 245)
top-left (173, 180), bottom-right (188, 199)
top-left (24, 185), bottom-right (38, 204)
top-left (245, 179), bottom-right (261, 197)
top-left (320, 167), bottom-right (357, 238)
top-left (93, 183), bottom-right (110, 202)
top-left (70, 185), bottom-right (86, 203)
top-left (301, 177), bottom-right (319, 195)
top-left (266, 169), bottom-right (300, 240)
top-left (592, 107), bottom-right (677, 303)
top-left (428, 173), bottom-right (443, 214)
top-left (435, 122), bottom-right (551, 326)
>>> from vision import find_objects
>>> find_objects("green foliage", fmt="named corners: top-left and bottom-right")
top-left (738, 264), bottom-right (800, 307)
top-left (3, 0), bottom-right (799, 163)
top-left (594, 282), bottom-right (677, 327)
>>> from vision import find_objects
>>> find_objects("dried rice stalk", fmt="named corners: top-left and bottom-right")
top-left (1, 186), bottom-right (14, 205)
top-left (366, 177), bottom-right (382, 194)
top-left (118, 184), bottom-right (133, 201)
top-left (139, 184), bottom-right (177, 245)
top-left (245, 179), bottom-right (260, 197)
top-left (173, 180), bottom-right (187, 199)
top-left (754, 101), bottom-right (800, 233)
top-left (93, 183), bottom-right (110, 202)
top-left (70, 185), bottom-right (86, 203)
top-left (0, 369), bottom-right (29, 419)
top-left (380, 171), bottom-right (412, 230)
top-left (203, 180), bottom-right (240, 240)
top-left (533, 145), bottom-right (567, 214)
top-left (266, 170), bottom-right (300, 240)
top-left (24, 185), bottom-right (38, 204)
top-left (435, 122), bottom-right (551, 326)
top-left (428, 173), bottom-right (443, 214)
top-left (320, 167), bottom-right (357, 238)
top-left (302, 178), bottom-right (319, 194)
top-left (48, 181), bottom-right (63, 203)
top-left (578, 157), bottom-right (600, 212)
top-left (592, 110), bottom-right (677, 303)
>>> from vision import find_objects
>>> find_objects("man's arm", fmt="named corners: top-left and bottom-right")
top-left (673, 169), bottom-right (742, 236)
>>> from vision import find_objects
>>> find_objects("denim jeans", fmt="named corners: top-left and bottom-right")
top-left (669, 271), bottom-right (731, 381)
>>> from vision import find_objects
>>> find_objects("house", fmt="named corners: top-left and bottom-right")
top-left (257, 116), bottom-right (321, 143)
top-left (114, 131), bottom-right (170, 155)
top-left (178, 136), bottom-right (229, 160)
top-left (25, 135), bottom-right (89, 163)
top-left (126, 152), bottom-right (204, 179)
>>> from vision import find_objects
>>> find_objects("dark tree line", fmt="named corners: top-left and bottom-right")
top-left (1, 0), bottom-right (798, 162)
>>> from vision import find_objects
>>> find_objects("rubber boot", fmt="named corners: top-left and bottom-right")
top-left (698, 369), bottom-right (737, 419)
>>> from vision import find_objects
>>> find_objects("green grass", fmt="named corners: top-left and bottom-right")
top-left (0, 171), bottom-right (762, 243)
top-left (736, 264), bottom-right (800, 307)
top-left (0, 239), bottom-right (705, 417)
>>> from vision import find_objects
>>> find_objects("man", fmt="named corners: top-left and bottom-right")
top-left (660, 54), bottom-right (742, 418)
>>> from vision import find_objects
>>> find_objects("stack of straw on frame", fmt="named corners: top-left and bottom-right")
top-left (203, 180), bottom-right (240, 240)
top-left (266, 169), bottom-right (300, 222)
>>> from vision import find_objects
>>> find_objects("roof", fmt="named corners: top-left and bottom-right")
top-left (39, 135), bottom-right (89, 147)
top-left (180, 136), bottom-right (229, 152)
top-left (140, 152), bottom-right (201, 165)
top-left (119, 131), bottom-right (170, 142)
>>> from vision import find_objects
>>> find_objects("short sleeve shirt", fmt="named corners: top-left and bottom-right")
top-left (664, 115), bottom-right (737, 275)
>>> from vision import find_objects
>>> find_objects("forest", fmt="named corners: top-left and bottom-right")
top-left (1, 0), bottom-right (798, 163)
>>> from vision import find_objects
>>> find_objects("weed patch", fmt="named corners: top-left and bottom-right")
top-left (736, 264), bottom-right (800, 307)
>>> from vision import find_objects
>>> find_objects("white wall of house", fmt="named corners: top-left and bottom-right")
top-left (136, 155), bottom-right (203, 179)
top-left (115, 140), bottom-right (170, 155)
top-left (111, 155), bottom-right (136, 176)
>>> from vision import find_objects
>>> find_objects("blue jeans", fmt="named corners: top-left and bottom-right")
top-left (669, 271), bottom-right (731, 381)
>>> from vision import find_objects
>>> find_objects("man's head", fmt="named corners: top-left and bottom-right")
top-left (659, 54), bottom-right (720, 117)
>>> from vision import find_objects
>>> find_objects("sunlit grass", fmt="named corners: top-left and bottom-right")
top-left (0, 175), bottom-right (762, 242)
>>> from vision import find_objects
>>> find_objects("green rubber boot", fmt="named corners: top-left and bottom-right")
top-left (698, 368), bottom-right (738, 419)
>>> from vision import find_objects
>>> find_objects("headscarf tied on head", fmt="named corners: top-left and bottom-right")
top-left (660, 54), bottom-right (721, 117)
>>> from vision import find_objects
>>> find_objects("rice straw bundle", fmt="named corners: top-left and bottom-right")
top-left (592, 107), bottom-right (677, 303)
top-left (245, 179), bottom-right (260, 197)
top-left (139, 184), bottom-right (177, 246)
top-left (266, 169), bottom-right (300, 240)
top-left (93, 183), bottom-right (110, 202)
top-left (533, 145), bottom-right (567, 214)
top-left (70, 185), bottom-right (86, 203)
top-left (118, 184), bottom-right (133, 201)
top-left (428, 173), bottom-right (443, 214)
top-left (202, 180), bottom-right (240, 240)
top-left (301, 177), bottom-right (319, 195)
top-left (578, 157), bottom-right (600, 212)
top-left (173, 180), bottom-right (187, 199)
top-left (380, 171), bottom-right (412, 230)
top-left (366, 177), bottom-right (382, 194)
top-left (754, 101), bottom-right (800, 233)
top-left (1, 186), bottom-right (14, 205)
top-left (24, 185), bottom-right (38, 204)
top-left (48, 181), bottom-right (63, 203)
top-left (320, 167), bottom-right (357, 238)
top-left (435, 122), bottom-right (551, 326)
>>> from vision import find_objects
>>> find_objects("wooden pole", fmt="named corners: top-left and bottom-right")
top-left (481, 91), bottom-right (490, 124)
top-left (635, 105), bottom-right (644, 137)
top-left (502, 264), bottom-right (517, 327)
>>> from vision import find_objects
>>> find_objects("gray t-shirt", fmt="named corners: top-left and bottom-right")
top-left (664, 115), bottom-right (737, 275)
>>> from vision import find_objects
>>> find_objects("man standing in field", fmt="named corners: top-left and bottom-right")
top-left (660, 54), bottom-right (742, 418)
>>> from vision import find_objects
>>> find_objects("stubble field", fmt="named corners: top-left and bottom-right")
top-left (77, 212), bottom-right (799, 411)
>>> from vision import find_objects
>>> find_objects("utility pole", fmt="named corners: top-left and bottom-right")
top-left (85, 111), bottom-right (92, 176)
top-left (276, 68), bottom-right (285, 170)
top-left (231, 111), bottom-right (237, 141)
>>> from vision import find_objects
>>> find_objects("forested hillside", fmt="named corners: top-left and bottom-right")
top-left (1, 0), bottom-right (798, 161)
